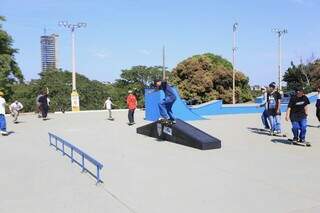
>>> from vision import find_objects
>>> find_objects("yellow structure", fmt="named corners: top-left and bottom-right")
top-left (71, 91), bottom-right (80, 112)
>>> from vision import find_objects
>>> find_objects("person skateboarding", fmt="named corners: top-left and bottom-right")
top-left (285, 87), bottom-right (310, 146)
top-left (104, 97), bottom-right (117, 120)
top-left (266, 82), bottom-right (282, 135)
top-left (154, 79), bottom-right (177, 124)
top-left (9, 100), bottom-right (23, 123)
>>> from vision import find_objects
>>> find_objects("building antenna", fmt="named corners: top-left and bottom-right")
top-left (43, 27), bottom-right (47, 35)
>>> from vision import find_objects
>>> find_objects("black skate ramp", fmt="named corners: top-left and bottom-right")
top-left (137, 119), bottom-right (221, 150)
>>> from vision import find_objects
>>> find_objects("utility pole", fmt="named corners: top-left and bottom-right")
top-left (162, 45), bottom-right (166, 80)
top-left (59, 21), bottom-right (86, 112)
top-left (232, 23), bottom-right (238, 104)
top-left (272, 28), bottom-right (287, 91)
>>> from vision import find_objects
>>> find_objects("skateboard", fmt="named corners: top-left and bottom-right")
top-left (255, 128), bottom-right (287, 137)
top-left (288, 139), bottom-right (311, 147)
top-left (158, 118), bottom-right (176, 126)
top-left (270, 132), bottom-right (287, 138)
top-left (107, 118), bottom-right (114, 121)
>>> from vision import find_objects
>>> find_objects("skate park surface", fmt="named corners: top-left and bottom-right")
top-left (1, 108), bottom-right (320, 213)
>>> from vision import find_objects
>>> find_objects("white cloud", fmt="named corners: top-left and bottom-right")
top-left (94, 51), bottom-right (111, 60)
top-left (138, 49), bottom-right (151, 55)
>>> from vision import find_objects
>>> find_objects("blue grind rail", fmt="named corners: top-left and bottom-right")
top-left (48, 133), bottom-right (103, 184)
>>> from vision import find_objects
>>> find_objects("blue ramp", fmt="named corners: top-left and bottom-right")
top-left (145, 88), bottom-right (204, 121)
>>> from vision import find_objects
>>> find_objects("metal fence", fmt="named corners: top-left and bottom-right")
top-left (48, 133), bottom-right (103, 184)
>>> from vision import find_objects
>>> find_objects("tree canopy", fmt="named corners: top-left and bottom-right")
top-left (283, 60), bottom-right (320, 93)
top-left (171, 53), bottom-right (252, 104)
top-left (0, 16), bottom-right (24, 99)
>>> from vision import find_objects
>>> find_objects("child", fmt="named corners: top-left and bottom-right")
top-left (104, 97), bottom-right (116, 120)
top-left (285, 87), bottom-right (310, 146)
top-left (0, 91), bottom-right (8, 135)
top-left (154, 79), bottom-right (177, 123)
top-left (10, 100), bottom-right (24, 123)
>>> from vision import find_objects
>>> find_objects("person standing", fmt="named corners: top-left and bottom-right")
top-left (104, 97), bottom-right (116, 120)
top-left (9, 100), bottom-right (23, 123)
top-left (267, 82), bottom-right (282, 135)
top-left (154, 79), bottom-right (177, 123)
top-left (257, 87), bottom-right (270, 129)
top-left (316, 86), bottom-right (320, 127)
top-left (126, 91), bottom-right (137, 125)
top-left (0, 91), bottom-right (8, 135)
top-left (38, 91), bottom-right (49, 120)
top-left (36, 93), bottom-right (42, 118)
top-left (285, 87), bottom-right (310, 146)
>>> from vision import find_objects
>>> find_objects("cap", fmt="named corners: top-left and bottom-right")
top-left (269, 82), bottom-right (276, 88)
top-left (0, 91), bottom-right (4, 96)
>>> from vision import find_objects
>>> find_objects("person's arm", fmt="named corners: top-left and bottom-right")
top-left (304, 105), bottom-right (308, 116)
top-left (19, 103), bottom-right (24, 110)
top-left (276, 93), bottom-right (281, 114)
top-left (285, 107), bottom-right (291, 121)
top-left (286, 96), bottom-right (294, 121)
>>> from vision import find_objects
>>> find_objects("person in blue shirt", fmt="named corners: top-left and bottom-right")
top-left (316, 86), bottom-right (320, 127)
top-left (154, 79), bottom-right (177, 123)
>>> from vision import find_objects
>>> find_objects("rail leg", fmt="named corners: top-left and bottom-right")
top-left (62, 143), bottom-right (65, 156)
top-left (71, 148), bottom-right (74, 163)
top-left (55, 138), bottom-right (58, 150)
top-left (81, 154), bottom-right (85, 172)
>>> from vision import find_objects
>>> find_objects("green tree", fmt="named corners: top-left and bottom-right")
top-left (0, 16), bottom-right (24, 99)
top-left (116, 65), bottom-right (171, 107)
top-left (171, 53), bottom-right (252, 104)
top-left (11, 69), bottom-right (113, 112)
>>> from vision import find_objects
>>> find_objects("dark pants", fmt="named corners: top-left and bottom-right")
top-left (158, 98), bottom-right (176, 120)
top-left (40, 105), bottom-right (48, 118)
top-left (128, 109), bottom-right (135, 123)
top-left (317, 108), bottom-right (320, 122)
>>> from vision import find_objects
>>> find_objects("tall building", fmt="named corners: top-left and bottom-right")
top-left (40, 34), bottom-right (59, 71)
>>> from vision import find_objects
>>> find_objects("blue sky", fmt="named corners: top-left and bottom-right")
top-left (1, 0), bottom-right (320, 85)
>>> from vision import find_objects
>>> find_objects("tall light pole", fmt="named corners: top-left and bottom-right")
top-left (59, 21), bottom-right (86, 111)
top-left (272, 28), bottom-right (287, 91)
top-left (162, 45), bottom-right (166, 80)
top-left (232, 22), bottom-right (238, 104)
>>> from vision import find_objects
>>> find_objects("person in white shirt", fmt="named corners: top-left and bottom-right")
top-left (0, 91), bottom-right (8, 135)
top-left (10, 100), bottom-right (23, 123)
top-left (104, 97), bottom-right (116, 120)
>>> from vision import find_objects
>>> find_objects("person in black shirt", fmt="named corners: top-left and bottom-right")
top-left (38, 91), bottom-right (49, 120)
top-left (316, 86), bottom-right (320, 126)
top-left (266, 82), bottom-right (282, 135)
top-left (285, 87), bottom-right (310, 145)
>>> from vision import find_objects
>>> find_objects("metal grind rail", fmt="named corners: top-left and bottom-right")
top-left (48, 133), bottom-right (103, 184)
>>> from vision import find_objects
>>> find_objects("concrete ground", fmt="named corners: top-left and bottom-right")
top-left (1, 108), bottom-right (320, 213)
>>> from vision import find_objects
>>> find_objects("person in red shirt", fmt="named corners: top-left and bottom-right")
top-left (126, 90), bottom-right (137, 125)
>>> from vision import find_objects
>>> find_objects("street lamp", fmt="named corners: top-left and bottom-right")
top-left (232, 22), bottom-right (238, 104)
top-left (59, 21), bottom-right (87, 112)
top-left (162, 45), bottom-right (166, 80)
top-left (272, 28), bottom-right (287, 91)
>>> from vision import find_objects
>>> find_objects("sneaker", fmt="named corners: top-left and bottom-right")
top-left (292, 138), bottom-right (298, 142)
top-left (299, 139), bottom-right (305, 143)
top-left (1, 131), bottom-right (8, 136)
